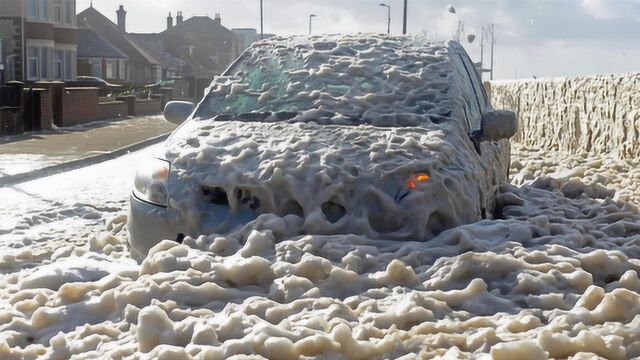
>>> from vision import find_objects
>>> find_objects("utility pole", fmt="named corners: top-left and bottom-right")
top-left (309, 14), bottom-right (316, 35)
top-left (402, 0), bottom-right (407, 34)
top-left (480, 25), bottom-right (484, 70)
top-left (260, 0), bottom-right (264, 39)
top-left (487, 24), bottom-right (496, 80)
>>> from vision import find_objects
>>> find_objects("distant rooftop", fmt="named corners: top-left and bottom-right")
top-left (77, 27), bottom-right (127, 59)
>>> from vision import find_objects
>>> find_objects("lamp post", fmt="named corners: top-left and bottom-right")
top-left (260, 0), bottom-right (264, 39)
top-left (379, 3), bottom-right (390, 34)
top-left (402, 0), bottom-right (407, 34)
top-left (309, 14), bottom-right (316, 35)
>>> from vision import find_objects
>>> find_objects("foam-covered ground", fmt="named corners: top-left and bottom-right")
top-left (1, 143), bottom-right (639, 359)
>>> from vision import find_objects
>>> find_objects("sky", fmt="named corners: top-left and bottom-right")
top-left (77, 0), bottom-right (640, 80)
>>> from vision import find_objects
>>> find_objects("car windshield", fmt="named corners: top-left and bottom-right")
top-left (195, 36), bottom-right (455, 126)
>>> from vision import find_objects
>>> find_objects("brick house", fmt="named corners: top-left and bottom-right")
top-left (76, 26), bottom-right (128, 83)
top-left (0, 0), bottom-right (78, 83)
top-left (164, 13), bottom-right (240, 79)
top-left (160, 12), bottom-right (241, 99)
top-left (76, 6), bottom-right (241, 98)
top-left (126, 32), bottom-right (181, 83)
top-left (77, 5), bottom-right (167, 86)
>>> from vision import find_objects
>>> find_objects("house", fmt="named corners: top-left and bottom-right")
top-left (161, 12), bottom-right (241, 98)
top-left (75, 5), bottom-right (243, 99)
top-left (76, 26), bottom-right (128, 83)
top-left (232, 28), bottom-right (258, 52)
top-left (77, 5), bottom-right (168, 85)
top-left (163, 13), bottom-right (240, 78)
top-left (126, 32), bottom-right (181, 82)
top-left (0, 0), bottom-right (78, 83)
top-left (232, 28), bottom-right (275, 51)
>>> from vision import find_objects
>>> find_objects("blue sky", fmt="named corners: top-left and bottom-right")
top-left (78, 0), bottom-right (640, 79)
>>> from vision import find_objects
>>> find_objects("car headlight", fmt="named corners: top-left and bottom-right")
top-left (133, 158), bottom-right (170, 206)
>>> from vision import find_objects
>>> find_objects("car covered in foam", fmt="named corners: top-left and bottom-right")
top-left (127, 34), bottom-right (517, 259)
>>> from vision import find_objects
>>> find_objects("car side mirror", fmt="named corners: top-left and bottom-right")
top-left (478, 109), bottom-right (518, 142)
top-left (164, 101), bottom-right (195, 124)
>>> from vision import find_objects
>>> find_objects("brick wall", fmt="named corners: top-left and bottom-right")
top-left (22, 88), bottom-right (52, 131)
top-left (97, 101), bottom-right (127, 120)
top-left (39, 88), bottom-right (53, 130)
top-left (116, 95), bottom-right (136, 116)
top-left (0, 107), bottom-right (22, 135)
top-left (61, 87), bottom-right (99, 126)
top-left (135, 98), bottom-right (162, 116)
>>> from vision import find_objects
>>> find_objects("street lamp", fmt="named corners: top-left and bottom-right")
top-left (379, 3), bottom-right (390, 34)
top-left (309, 14), bottom-right (316, 35)
top-left (402, 0), bottom-right (407, 34)
top-left (260, 0), bottom-right (264, 40)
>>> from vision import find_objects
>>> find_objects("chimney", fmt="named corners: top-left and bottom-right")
top-left (176, 11), bottom-right (183, 25)
top-left (214, 13), bottom-right (221, 25)
top-left (116, 5), bottom-right (126, 32)
top-left (167, 12), bottom-right (173, 30)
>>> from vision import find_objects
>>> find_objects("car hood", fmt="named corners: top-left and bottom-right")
top-left (161, 118), bottom-right (486, 240)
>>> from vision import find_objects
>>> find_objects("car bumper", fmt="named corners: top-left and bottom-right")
top-left (127, 193), bottom-right (181, 260)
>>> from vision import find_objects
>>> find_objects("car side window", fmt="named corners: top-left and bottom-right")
top-left (451, 53), bottom-right (481, 128)
top-left (458, 52), bottom-right (488, 112)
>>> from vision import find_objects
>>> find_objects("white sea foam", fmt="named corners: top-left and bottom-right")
top-left (1, 35), bottom-right (639, 359)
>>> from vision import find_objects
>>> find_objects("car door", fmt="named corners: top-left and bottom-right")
top-left (451, 46), bottom-right (503, 218)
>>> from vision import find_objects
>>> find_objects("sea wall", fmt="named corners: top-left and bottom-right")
top-left (490, 73), bottom-right (640, 159)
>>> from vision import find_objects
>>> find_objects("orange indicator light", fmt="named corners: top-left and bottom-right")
top-left (415, 172), bottom-right (430, 182)
top-left (153, 166), bottom-right (169, 181)
top-left (396, 171), bottom-right (431, 203)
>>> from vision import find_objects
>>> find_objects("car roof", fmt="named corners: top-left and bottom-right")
top-left (197, 34), bottom-right (471, 130)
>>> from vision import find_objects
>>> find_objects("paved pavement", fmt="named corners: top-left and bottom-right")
top-left (0, 115), bottom-right (177, 185)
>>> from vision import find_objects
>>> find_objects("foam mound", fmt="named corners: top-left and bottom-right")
top-left (2, 157), bottom-right (640, 358)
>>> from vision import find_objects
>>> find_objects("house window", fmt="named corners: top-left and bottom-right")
top-left (118, 60), bottom-right (126, 80)
top-left (105, 60), bottom-right (116, 79)
top-left (54, 50), bottom-right (63, 80)
top-left (64, 51), bottom-right (74, 80)
top-left (53, 0), bottom-right (62, 23)
top-left (27, 0), bottom-right (50, 21)
top-left (27, 45), bottom-right (55, 80)
top-left (7, 55), bottom-right (16, 81)
top-left (27, 0), bottom-right (38, 19)
top-left (27, 47), bottom-right (39, 80)
top-left (39, 0), bottom-right (48, 20)
top-left (89, 59), bottom-right (101, 77)
top-left (40, 47), bottom-right (50, 79)
top-left (63, 0), bottom-right (73, 25)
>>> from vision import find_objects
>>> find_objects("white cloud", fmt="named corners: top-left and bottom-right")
top-left (581, 0), bottom-right (640, 20)
top-left (581, 0), bottom-right (618, 19)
